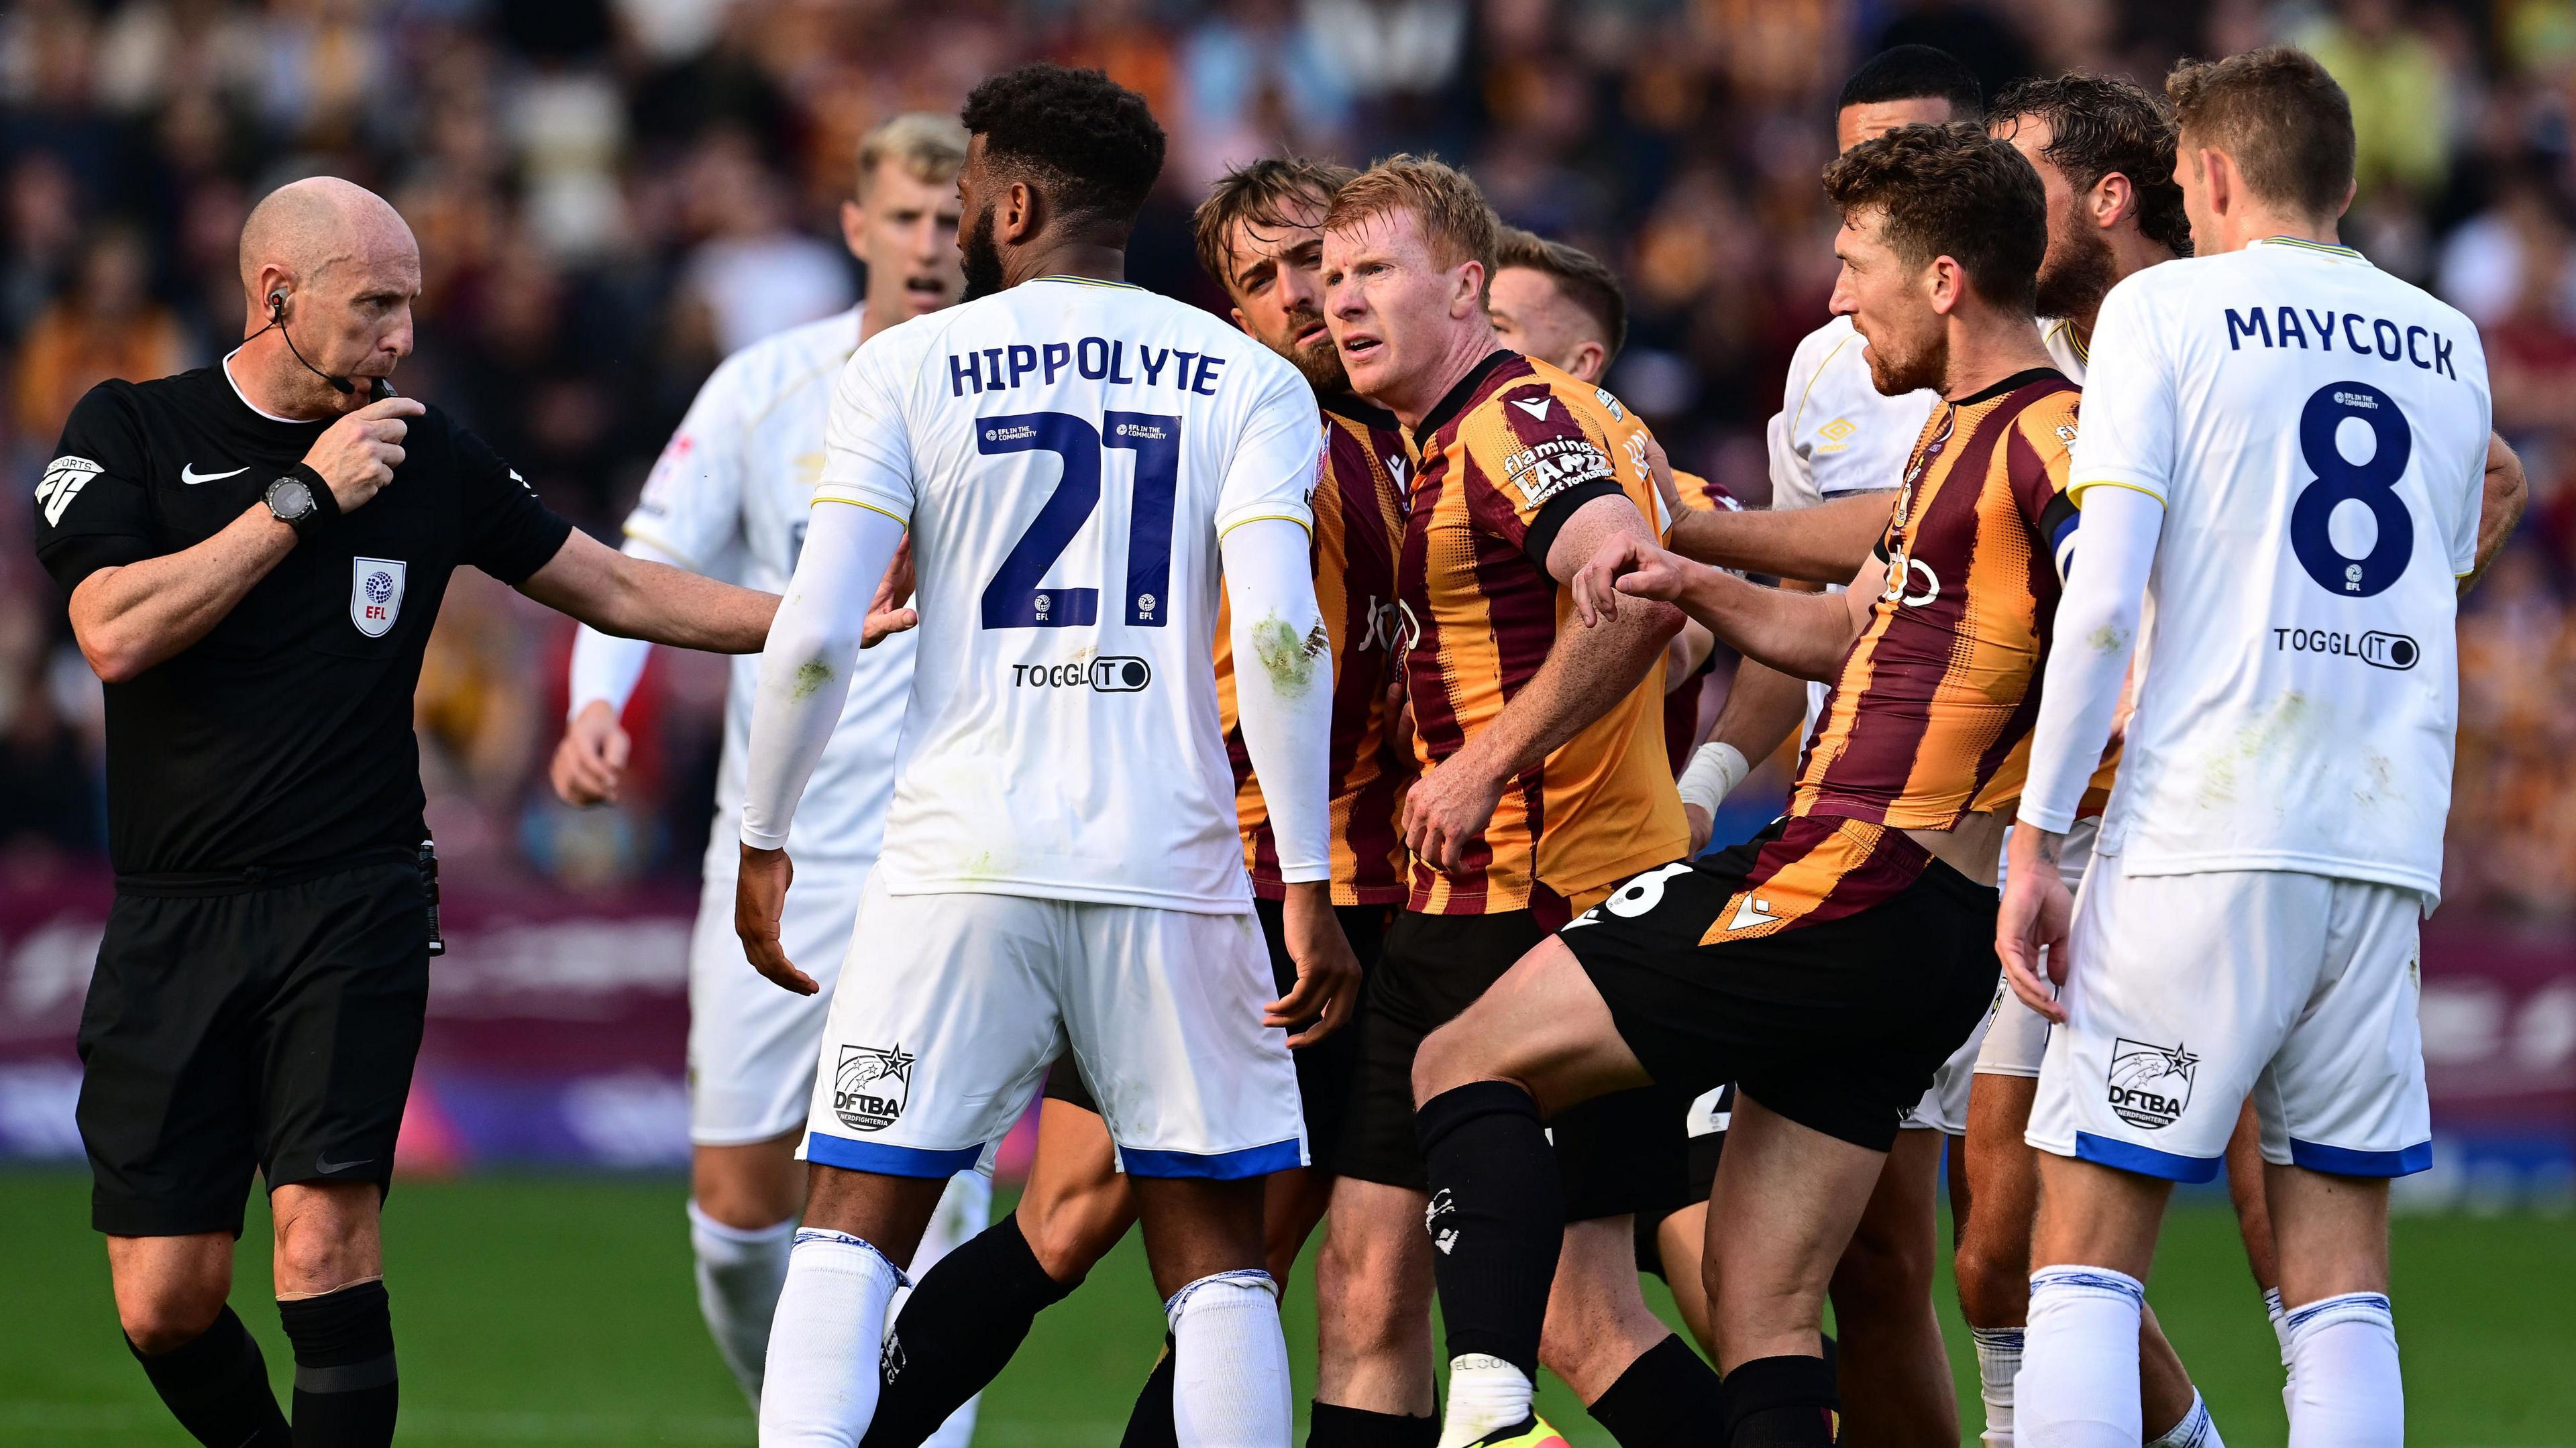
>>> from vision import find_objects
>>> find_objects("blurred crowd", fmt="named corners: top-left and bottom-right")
top-left (3, 0), bottom-right (2575, 913)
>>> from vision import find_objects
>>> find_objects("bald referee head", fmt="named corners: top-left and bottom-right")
top-left (33, 172), bottom-right (919, 1448)
top-left (232, 177), bottom-right (421, 416)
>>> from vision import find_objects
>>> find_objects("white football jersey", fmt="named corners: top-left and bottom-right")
top-left (816, 276), bottom-right (1322, 912)
top-left (2040, 315), bottom-right (2088, 382)
top-left (2073, 237), bottom-right (2490, 905)
top-left (625, 307), bottom-right (913, 862)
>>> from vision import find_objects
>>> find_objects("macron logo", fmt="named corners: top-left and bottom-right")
top-left (36, 456), bottom-right (102, 525)
top-left (1726, 894), bottom-right (1778, 932)
top-left (179, 463), bottom-right (248, 486)
top-left (1509, 396), bottom-right (1552, 422)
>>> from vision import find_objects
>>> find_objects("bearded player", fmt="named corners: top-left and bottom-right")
top-left (850, 154), bottom-right (1411, 1448)
top-left (547, 113), bottom-right (991, 1433)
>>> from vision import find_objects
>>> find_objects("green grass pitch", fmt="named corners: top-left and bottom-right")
top-left (4, 1171), bottom-right (2569, 1445)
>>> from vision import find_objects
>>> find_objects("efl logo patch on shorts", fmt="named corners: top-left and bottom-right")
top-left (351, 557), bottom-right (407, 638)
top-left (2106, 1038), bottom-right (2197, 1130)
top-left (833, 1044), bottom-right (914, 1133)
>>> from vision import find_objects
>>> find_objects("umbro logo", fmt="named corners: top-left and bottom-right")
top-left (180, 462), bottom-right (249, 486)
top-left (1726, 894), bottom-right (1779, 932)
top-left (1509, 396), bottom-right (1552, 421)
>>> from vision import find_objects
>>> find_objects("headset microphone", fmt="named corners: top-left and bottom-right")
top-left (260, 292), bottom-right (396, 400)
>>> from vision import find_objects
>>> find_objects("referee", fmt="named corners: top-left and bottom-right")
top-left (30, 178), bottom-right (854, 1448)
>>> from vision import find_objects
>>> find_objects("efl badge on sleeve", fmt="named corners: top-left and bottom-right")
top-left (351, 557), bottom-right (407, 638)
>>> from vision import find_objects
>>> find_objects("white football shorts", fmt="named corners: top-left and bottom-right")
top-left (688, 848), bottom-right (871, 1146)
top-left (800, 879), bottom-right (1306, 1179)
top-left (2027, 854), bottom-right (2431, 1182)
top-left (1976, 817), bottom-right (2099, 1080)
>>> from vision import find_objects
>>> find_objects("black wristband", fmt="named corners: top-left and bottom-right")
top-left (293, 463), bottom-right (342, 523)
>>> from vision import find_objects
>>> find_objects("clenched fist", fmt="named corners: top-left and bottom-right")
top-left (301, 396), bottom-right (424, 513)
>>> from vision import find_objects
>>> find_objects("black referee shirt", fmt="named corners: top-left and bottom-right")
top-left (31, 359), bottom-right (574, 880)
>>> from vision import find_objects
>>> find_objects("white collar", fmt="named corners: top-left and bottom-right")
top-left (222, 346), bottom-right (321, 424)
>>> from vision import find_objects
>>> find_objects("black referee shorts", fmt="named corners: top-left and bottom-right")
top-left (1559, 846), bottom-right (2000, 1157)
top-left (76, 856), bottom-right (431, 1237)
top-left (1332, 907), bottom-right (1670, 1219)
top-left (1043, 897), bottom-right (1390, 1173)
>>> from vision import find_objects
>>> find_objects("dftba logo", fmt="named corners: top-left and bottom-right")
top-left (2106, 1038), bottom-right (2196, 1129)
top-left (834, 1043), bottom-right (914, 1131)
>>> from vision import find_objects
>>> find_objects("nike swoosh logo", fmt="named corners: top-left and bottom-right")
top-left (315, 1153), bottom-right (374, 1174)
top-left (180, 463), bottom-right (249, 486)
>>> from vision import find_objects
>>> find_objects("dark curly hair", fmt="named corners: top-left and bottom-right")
top-left (1993, 73), bottom-right (2192, 257)
top-left (2165, 46), bottom-right (2354, 223)
top-left (960, 63), bottom-right (1166, 236)
top-left (1191, 156), bottom-right (1356, 290)
top-left (1838, 44), bottom-right (1982, 119)
top-left (1822, 121), bottom-right (2045, 312)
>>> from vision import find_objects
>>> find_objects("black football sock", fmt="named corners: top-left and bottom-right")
top-left (129, 1304), bottom-right (292, 1448)
top-left (1307, 1400), bottom-right (1442, 1448)
top-left (1116, 1334), bottom-right (1179, 1448)
top-left (278, 1280), bottom-right (396, 1448)
top-left (1415, 1080), bottom-right (1562, 1378)
top-left (861, 1213), bottom-right (1080, 1448)
top-left (1716, 1353), bottom-right (1837, 1448)
top-left (1586, 1333), bottom-right (1724, 1448)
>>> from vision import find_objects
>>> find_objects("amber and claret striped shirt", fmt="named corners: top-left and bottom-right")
top-left (1791, 368), bottom-right (2084, 831)
top-left (1398, 351), bottom-right (1689, 921)
top-left (1214, 396), bottom-right (1414, 904)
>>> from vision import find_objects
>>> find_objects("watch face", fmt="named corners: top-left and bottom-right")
top-left (270, 478), bottom-right (313, 519)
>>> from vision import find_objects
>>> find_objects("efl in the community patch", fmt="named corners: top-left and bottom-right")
top-left (351, 557), bottom-right (407, 638)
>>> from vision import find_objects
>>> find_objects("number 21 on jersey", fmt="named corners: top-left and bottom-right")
top-left (979, 410), bottom-right (1181, 630)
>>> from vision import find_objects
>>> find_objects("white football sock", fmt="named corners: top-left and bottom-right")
top-left (2018, 1266), bottom-right (2144, 1448)
top-left (2146, 1388), bottom-right (2221, 1447)
top-left (894, 1172), bottom-right (994, 1448)
top-left (2264, 1286), bottom-right (2294, 1414)
top-left (1437, 1353), bottom-right (1533, 1448)
top-left (688, 1201), bottom-right (797, 1406)
top-left (2284, 1292), bottom-right (2401, 1448)
top-left (1165, 1270), bottom-right (1291, 1448)
top-left (759, 1229), bottom-right (906, 1448)
top-left (1971, 1325), bottom-right (2023, 1447)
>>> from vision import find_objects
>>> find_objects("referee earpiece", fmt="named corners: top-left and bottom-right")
top-left (270, 290), bottom-right (288, 321)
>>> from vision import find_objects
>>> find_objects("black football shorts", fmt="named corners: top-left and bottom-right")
top-left (1560, 826), bottom-right (2001, 1155)
top-left (76, 855), bottom-right (431, 1237)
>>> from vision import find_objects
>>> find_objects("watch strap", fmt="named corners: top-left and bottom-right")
top-left (290, 463), bottom-right (341, 524)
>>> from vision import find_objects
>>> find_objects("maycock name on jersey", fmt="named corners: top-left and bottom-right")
top-left (947, 337), bottom-right (1228, 397)
top-left (2222, 304), bottom-right (2463, 380)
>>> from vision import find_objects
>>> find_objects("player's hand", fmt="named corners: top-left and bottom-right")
top-left (1403, 753), bottom-right (1505, 875)
top-left (859, 531), bottom-right (918, 648)
top-left (1570, 534), bottom-right (1687, 626)
top-left (1997, 826), bottom-right (2074, 1023)
top-left (301, 396), bottom-right (425, 514)
top-left (735, 843), bottom-right (818, 995)
top-left (861, 603), bottom-right (918, 648)
top-left (1684, 802), bottom-right (1713, 854)
top-left (1269, 882), bottom-right (1362, 1048)
top-left (549, 699), bottom-right (631, 805)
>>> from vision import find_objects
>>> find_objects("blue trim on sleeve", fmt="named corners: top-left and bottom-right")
top-left (1119, 1137), bottom-right (1303, 1180)
top-left (2288, 1137), bottom-right (2433, 1178)
top-left (2074, 1130), bottom-right (2223, 1183)
top-left (804, 1133), bottom-right (983, 1178)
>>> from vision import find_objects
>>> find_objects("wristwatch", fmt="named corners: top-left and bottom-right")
top-left (265, 466), bottom-right (337, 537)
